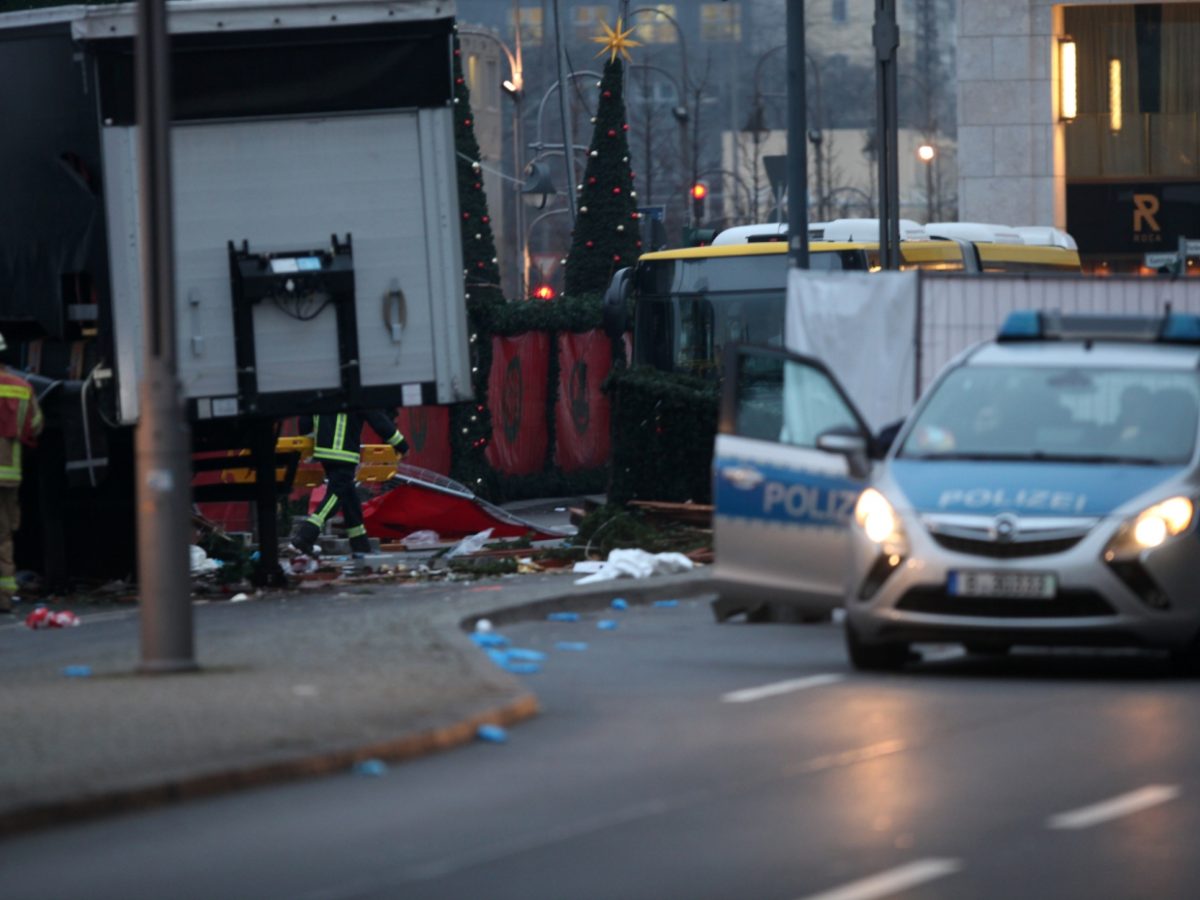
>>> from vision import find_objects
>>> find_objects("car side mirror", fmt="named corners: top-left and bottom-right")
top-left (603, 266), bottom-right (633, 344)
top-left (816, 429), bottom-right (871, 479)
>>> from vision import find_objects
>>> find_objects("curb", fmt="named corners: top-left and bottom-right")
top-left (0, 692), bottom-right (540, 839)
top-left (0, 571), bottom-right (715, 838)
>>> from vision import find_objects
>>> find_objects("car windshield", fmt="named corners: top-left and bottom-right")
top-left (899, 365), bottom-right (1200, 465)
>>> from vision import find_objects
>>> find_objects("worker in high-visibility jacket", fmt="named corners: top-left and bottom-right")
top-left (0, 333), bottom-right (43, 613)
top-left (289, 409), bottom-right (409, 557)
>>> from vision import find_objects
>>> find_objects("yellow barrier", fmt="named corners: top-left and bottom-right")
top-left (217, 440), bottom-right (395, 487)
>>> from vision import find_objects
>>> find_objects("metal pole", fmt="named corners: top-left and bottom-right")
top-left (925, 157), bottom-right (934, 223)
top-left (513, 96), bottom-right (528, 297)
top-left (135, 0), bottom-right (196, 673)
top-left (786, 0), bottom-right (809, 268)
top-left (551, 0), bottom-right (577, 223)
top-left (874, 0), bottom-right (900, 269)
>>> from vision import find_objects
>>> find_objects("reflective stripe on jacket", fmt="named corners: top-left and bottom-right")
top-left (301, 409), bottom-right (404, 464)
top-left (0, 370), bottom-right (43, 486)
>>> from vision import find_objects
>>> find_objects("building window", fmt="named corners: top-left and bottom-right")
top-left (632, 5), bottom-right (678, 44)
top-left (573, 5), bottom-right (611, 42)
top-left (701, 3), bottom-right (741, 42)
top-left (832, 0), bottom-right (848, 25)
top-left (508, 7), bottom-right (544, 46)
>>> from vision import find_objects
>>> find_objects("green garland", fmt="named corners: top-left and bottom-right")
top-left (604, 366), bottom-right (719, 505)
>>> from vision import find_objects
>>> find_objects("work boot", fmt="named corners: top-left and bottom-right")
top-left (349, 535), bottom-right (373, 557)
top-left (289, 521), bottom-right (321, 557)
top-left (0, 595), bottom-right (12, 614)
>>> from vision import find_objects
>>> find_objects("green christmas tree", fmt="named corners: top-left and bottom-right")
top-left (450, 29), bottom-right (502, 495)
top-left (564, 20), bottom-right (643, 297)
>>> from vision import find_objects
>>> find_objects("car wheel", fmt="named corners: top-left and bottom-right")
top-left (964, 642), bottom-right (1010, 656)
top-left (845, 620), bottom-right (910, 672)
top-left (1168, 640), bottom-right (1200, 676)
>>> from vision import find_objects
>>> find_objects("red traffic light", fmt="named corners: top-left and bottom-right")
top-left (533, 284), bottom-right (556, 301)
top-left (690, 182), bottom-right (709, 200)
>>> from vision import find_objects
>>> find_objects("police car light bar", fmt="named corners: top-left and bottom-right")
top-left (997, 311), bottom-right (1200, 344)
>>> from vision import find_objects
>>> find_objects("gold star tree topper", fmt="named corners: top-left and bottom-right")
top-left (593, 17), bottom-right (640, 63)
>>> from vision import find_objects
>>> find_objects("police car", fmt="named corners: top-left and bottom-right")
top-left (711, 312), bottom-right (1200, 670)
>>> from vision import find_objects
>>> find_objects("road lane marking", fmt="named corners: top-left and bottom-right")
top-left (796, 858), bottom-right (962, 900)
top-left (722, 674), bottom-right (844, 703)
top-left (1048, 784), bottom-right (1181, 830)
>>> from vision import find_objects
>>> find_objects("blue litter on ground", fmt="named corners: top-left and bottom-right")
top-left (610, 598), bottom-right (629, 610)
top-left (556, 641), bottom-right (589, 651)
top-left (485, 648), bottom-right (542, 674)
top-left (506, 648), bottom-right (547, 662)
top-left (547, 611), bottom-right (580, 622)
top-left (653, 599), bottom-right (680, 608)
top-left (477, 724), bottom-right (508, 743)
top-left (597, 619), bottom-right (618, 630)
top-left (502, 661), bottom-right (541, 674)
top-left (62, 665), bottom-right (92, 678)
top-left (353, 759), bottom-right (388, 777)
top-left (471, 632), bottom-right (509, 649)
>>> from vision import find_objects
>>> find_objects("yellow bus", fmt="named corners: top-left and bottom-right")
top-left (606, 220), bottom-right (1081, 378)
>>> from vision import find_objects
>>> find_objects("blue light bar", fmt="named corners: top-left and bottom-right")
top-left (997, 311), bottom-right (1200, 344)
top-left (997, 311), bottom-right (1042, 340)
top-left (1160, 314), bottom-right (1200, 343)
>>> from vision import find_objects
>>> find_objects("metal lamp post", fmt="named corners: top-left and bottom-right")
top-left (917, 142), bottom-right (936, 223)
top-left (458, 26), bottom-right (526, 297)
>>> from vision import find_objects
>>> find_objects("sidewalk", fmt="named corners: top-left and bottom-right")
top-left (0, 566), bottom-right (713, 836)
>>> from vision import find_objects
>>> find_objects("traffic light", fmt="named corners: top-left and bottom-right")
top-left (690, 181), bottom-right (708, 221)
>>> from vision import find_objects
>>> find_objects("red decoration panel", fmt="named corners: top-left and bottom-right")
top-left (395, 406), bottom-right (451, 475)
top-left (554, 329), bottom-right (613, 472)
top-left (484, 332), bottom-right (550, 476)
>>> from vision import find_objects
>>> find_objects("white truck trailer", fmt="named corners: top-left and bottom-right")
top-left (0, 0), bottom-right (469, 584)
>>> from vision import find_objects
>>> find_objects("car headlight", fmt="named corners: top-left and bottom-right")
top-left (1106, 495), bottom-right (1194, 558)
top-left (854, 488), bottom-right (904, 545)
top-left (1132, 497), bottom-right (1193, 548)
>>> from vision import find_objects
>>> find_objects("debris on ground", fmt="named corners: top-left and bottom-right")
top-left (25, 607), bottom-right (81, 629)
top-left (352, 759), bottom-right (388, 777)
top-left (476, 724), bottom-right (508, 743)
top-left (574, 549), bottom-right (695, 585)
top-left (627, 500), bottom-right (713, 529)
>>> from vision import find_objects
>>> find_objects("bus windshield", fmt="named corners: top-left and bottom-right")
top-left (631, 252), bottom-right (851, 378)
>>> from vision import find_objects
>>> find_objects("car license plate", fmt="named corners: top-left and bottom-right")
top-left (947, 571), bottom-right (1056, 599)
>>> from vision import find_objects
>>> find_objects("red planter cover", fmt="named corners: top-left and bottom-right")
top-left (484, 332), bottom-right (550, 476)
top-left (554, 329), bottom-right (613, 472)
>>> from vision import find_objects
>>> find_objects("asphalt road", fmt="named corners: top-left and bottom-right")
top-left (3, 599), bottom-right (1199, 900)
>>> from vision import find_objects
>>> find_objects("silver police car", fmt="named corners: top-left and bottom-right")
top-left (712, 312), bottom-right (1200, 670)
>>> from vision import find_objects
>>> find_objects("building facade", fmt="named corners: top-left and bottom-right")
top-left (959, 0), bottom-right (1200, 272)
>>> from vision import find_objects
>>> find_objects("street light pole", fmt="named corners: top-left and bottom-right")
top-left (550, 0), bottom-right (577, 223)
top-left (874, 0), bottom-right (901, 270)
top-left (135, 0), bottom-right (196, 673)
top-left (786, 1), bottom-right (809, 268)
top-left (917, 142), bottom-right (936, 223)
top-left (459, 25), bottom-right (526, 296)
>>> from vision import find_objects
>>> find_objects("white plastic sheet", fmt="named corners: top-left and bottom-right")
top-left (786, 269), bottom-right (918, 431)
top-left (573, 549), bottom-right (695, 585)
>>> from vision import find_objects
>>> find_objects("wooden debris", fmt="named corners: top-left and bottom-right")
top-left (628, 501), bottom-right (714, 528)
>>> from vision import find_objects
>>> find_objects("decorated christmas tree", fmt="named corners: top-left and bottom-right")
top-left (450, 29), bottom-right (502, 494)
top-left (563, 19), bottom-right (643, 297)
